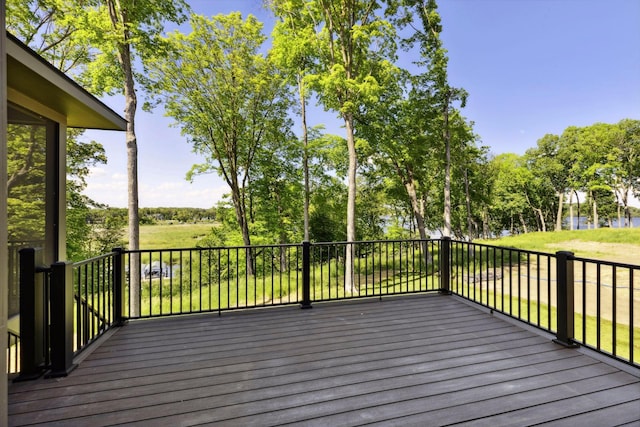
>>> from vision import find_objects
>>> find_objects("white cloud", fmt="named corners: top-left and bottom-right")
top-left (84, 151), bottom-right (232, 209)
top-left (87, 166), bottom-right (108, 176)
top-left (156, 182), bottom-right (183, 191)
top-left (131, 180), bottom-right (229, 208)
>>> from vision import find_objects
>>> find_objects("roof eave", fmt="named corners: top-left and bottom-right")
top-left (6, 32), bottom-right (127, 131)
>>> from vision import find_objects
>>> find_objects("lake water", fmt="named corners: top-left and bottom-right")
top-left (564, 216), bottom-right (640, 229)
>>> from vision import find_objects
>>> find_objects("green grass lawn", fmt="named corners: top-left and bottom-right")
top-left (480, 227), bottom-right (640, 249)
top-left (138, 223), bottom-right (215, 249)
top-left (456, 282), bottom-right (640, 364)
top-left (478, 228), bottom-right (640, 263)
top-left (138, 224), bottom-right (640, 262)
top-left (126, 224), bottom-right (639, 365)
top-left (131, 251), bottom-right (439, 314)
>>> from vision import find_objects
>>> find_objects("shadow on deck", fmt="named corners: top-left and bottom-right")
top-left (8, 294), bottom-right (640, 426)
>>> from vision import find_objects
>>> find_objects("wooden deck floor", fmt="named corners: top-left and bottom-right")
top-left (8, 294), bottom-right (640, 426)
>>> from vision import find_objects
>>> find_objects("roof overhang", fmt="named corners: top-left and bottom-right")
top-left (6, 32), bottom-right (126, 131)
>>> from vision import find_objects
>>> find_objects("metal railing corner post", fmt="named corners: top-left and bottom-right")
top-left (113, 247), bottom-right (126, 325)
top-left (47, 261), bottom-right (76, 378)
top-left (554, 251), bottom-right (579, 348)
top-left (300, 241), bottom-right (312, 309)
top-left (15, 248), bottom-right (44, 381)
top-left (439, 237), bottom-right (452, 295)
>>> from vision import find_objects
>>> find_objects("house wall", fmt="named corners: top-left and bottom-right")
top-left (1, 1), bottom-right (10, 424)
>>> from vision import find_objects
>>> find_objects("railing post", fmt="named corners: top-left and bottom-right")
top-left (16, 248), bottom-right (45, 381)
top-left (439, 237), bottom-right (452, 294)
top-left (113, 247), bottom-right (126, 324)
top-left (554, 251), bottom-right (579, 348)
top-left (300, 241), bottom-right (312, 309)
top-left (47, 261), bottom-right (76, 377)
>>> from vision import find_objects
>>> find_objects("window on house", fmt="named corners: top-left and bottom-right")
top-left (6, 103), bottom-right (57, 319)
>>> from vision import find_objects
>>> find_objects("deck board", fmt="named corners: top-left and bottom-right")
top-left (8, 294), bottom-right (640, 426)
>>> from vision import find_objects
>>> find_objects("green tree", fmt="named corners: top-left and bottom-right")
top-left (450, 121), bottom-right (490, 239)
top-left (571, 123), bottom-right (620, 229)
top-left (398, 0), bottom-right (467, 238)
top-left (359, 68), bottom-right (436, 241)
top-left (309, 179), bottom-right (347, 243)
top-left (612, 119), bottom-right (640, 227)
top-left (148, 13), bottom-right (293, 275)
top-left (357, 162), bottom-right (392, 240)
top-left (247, 131), bottom-right (303, 248)
top-left (6, 0), bottom-right (91, 72)
top-left (524, 134), bottom-right (570, 231)
top-left (80, 0), bottom-right (189, 315)
top-left (65, 130), bottom-right (122, 261)
top-left (488, 153), bottom-right (532, 235)
top-left (307, 129), bottom-right (349, 243)
top-left (558, 126), bottom-right (587, 229)
top-left (301, 0), bottom-right (398, 292)
top-left (270, 0), bottom-right (319, 241)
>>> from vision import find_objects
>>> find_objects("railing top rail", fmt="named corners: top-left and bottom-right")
top-left (571, 255), bottom-right (640, 269)
top-left (125, 243), bottom-right (303, 254)
top-left (451, 239), bottom-right (558, 259)
top-left (123, 238), bottom-right (440, 255)
top-left (72, 251), bottom-right (118, 268)
top-left (312, 238), bottom-right (439, 245)
top-left (456, 238), bottom-right (640, 270)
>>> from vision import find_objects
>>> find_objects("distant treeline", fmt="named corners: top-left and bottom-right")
top-left (89, 207), bottom-right (217, 225)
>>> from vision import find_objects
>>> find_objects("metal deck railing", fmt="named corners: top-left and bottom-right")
top-left (9, 238), bottom-right (639, 378)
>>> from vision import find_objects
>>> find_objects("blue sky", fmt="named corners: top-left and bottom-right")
top-left (82, 0), bottom-right (640, 208)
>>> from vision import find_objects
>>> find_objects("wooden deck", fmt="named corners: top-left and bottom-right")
top-left (8, 294), bottom-right (640, 426)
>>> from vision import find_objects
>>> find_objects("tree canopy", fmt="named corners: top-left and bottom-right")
top-left (7, 0), bottom-right (639, 268)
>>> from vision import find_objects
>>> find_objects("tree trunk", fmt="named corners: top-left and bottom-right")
top-left (569, 191), bottom-right (574, 230)
top-left (277, 191), bottom-right (287, 272)
top-left (279, 232), bottom-right (287, 272)
top-left (125, 86), bottom-right (140, 317)
top-left (575, 190), bottom-right (581, 230)
top-left (614, 189), bottom-right (622, 228)
top-left (524, 192), bottom-right (545, 233)
top-left (519, 213), bottom-right (528, 234)
top-left (299, 74), bottom-right (310, 242)
top-left (403, 173), bottom-right (427, 240)
top-left (555, 192), bottom-right (564, 231)
top-left (621, 189), bottom-right (630, 227)
top-left (535, 207), bottom-right (546, 232)
top-left (344, 113), bottom-right (357, 294)
top-left (442, 93), bottom-right (451, 238)
top-left (419, 198), bottom-right (427, 236)
top-left (229, 176), bottom-right (254, 276)
top-left (464, 168), bottom-right (473, 241)
top-left (240, 205), bottom-right (255, 276)
top-left (404, 179), bottom-right (432, 263)
top-left (110, 3), bottom-right (141, 316)
top-left (483, 208), bottom-right (490, 239)
top-left (617, 203), bottom-right (622, 228)
top-left (592, 196), bottom-right (598, 229)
